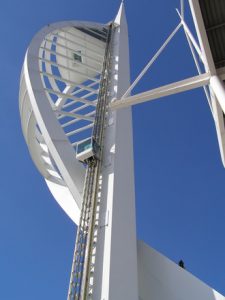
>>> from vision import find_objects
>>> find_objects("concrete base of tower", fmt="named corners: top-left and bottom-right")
top-left (137, 240), bottom-right (225, 300)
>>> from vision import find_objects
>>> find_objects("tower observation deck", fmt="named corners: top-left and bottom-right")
top-left (19, 2), bottom-right (225, 300)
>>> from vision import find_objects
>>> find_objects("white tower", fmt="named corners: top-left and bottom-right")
top-left (19, 1), bottom-right (225, 300)
top-left (91, 5), bottom-right (139, 299)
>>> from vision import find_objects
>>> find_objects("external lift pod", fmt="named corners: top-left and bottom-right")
top-left (76, 137), bottom-right (100, 163)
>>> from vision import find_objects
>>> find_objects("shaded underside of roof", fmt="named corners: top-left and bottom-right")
top-left (199, 0), bottom-right (225, 69)
top-left (76, 26), bottom-right (108, 42)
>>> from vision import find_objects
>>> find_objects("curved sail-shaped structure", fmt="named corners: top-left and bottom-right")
top-left (19, 3), bottom-right (225, 300)
top-left (19, 21), bottom-right (109, 224)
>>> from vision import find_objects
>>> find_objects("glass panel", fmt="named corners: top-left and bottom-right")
top-left (73, 51), bottom-right (82, 63)
top-left (77, 138), bottom-right (92, 154)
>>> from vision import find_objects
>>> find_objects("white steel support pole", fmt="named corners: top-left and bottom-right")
top-left (92, 3), bottom-right (139, 300)
top-left (176, 9), bottom-right (205, 63)
top-left (122, 22), bottom-right (182, 98)
top-left (210, 76), bottom-right (225, 115)
top-left (188, 0), bottom-right (216, 75)
top-left (111, 73), bottom-right (210, 110)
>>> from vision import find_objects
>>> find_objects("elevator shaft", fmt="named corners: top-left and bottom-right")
top-left (67, 23), bottom-right (113, 300)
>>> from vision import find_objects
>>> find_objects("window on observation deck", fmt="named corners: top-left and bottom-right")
top-left (73, 51), bottom-right (82, 63)
top-left (77, 138), bottom-right (92, 154)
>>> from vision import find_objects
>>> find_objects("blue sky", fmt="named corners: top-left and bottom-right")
top-left (1, 0), bottom-right (225, 299)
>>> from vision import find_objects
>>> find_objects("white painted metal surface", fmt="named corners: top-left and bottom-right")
top-left (138, 240), bottom-right (225, 300)
top-left (210, 76), bottom-right (225, 116)
top-left (188, 0), bottom-right (216, 75)
top-left (122, 22), bottom-right (182, 98)
top-left (19, 21), bottom-right (108, 224)
top-left (111, 73), bottom-right (210, 110)
top-left (111, 1), bottom-right (225, 169)
top-left (188, 0), bottom-right (225, 167)
top-left (19, 2), bottom-right (225, 299)
top-left (75, 137), bottom-right (99, 162)
top-left (92, 4), bottom-right (139, 299)
top-left (19, 7), bottom-right (139, 299)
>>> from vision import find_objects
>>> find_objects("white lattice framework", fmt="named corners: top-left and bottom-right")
top-left (19, 21), bottom-right (109, 224)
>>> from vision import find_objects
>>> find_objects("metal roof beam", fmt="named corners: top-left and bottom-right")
top-left (206, 22), bottom-right (225, 32)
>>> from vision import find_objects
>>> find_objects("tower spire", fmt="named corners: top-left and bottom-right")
top-left (114, 1), bottom-right (126, 25)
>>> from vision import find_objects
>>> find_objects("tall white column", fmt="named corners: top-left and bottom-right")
top-left (93, 3), bottom-right (139, 300)
top-left (210, 76), bottom-right (225, 115)
top-left (189, 0), bottom-right (216, 74)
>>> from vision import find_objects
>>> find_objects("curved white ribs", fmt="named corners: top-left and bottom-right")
top-left (19, 21), bottom-right (108, 224)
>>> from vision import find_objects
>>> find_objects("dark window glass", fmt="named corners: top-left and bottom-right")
top-left (77, 138), bottom-right (92, 154)
top-left (73, 51), bottom-right (82, 63)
